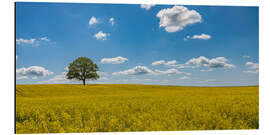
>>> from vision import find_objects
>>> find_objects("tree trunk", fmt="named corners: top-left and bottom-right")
top-left (83, 79), bottom-right (86, 85)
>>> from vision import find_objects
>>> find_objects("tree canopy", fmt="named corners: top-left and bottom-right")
top-left (66, 57), bottom-right (99, 85)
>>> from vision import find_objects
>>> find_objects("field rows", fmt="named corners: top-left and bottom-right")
top-left (16, 84), bottom-right (259, 133)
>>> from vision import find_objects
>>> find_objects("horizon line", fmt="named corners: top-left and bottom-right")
top-left (15, 83), bottom-right (259, 87)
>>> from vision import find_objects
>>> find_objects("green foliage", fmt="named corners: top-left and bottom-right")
top-left (16, 84), bottom-right (259, 133)
top-left (66, 57), bottom-right (99, 85)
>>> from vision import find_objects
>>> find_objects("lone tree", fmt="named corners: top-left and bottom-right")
top-left (66, 57), bottom-right (99, 85)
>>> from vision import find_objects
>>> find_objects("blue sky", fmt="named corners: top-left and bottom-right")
top-left (16, 2), bottom-right (259, 86)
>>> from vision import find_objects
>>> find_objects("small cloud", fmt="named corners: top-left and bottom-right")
top-left (243, 62), bottom-right (259, 74)
top-left (89, 16), bottom-right (98, 25)
top-left (152, 60), bottom-right (177, 67)
top-left (16, 38), bottom-right (37, 45)
top-left (152, 60), bottom-right (165, 66)
top-left (40, 37), bottom-right (50, 42)
top-left (16, 37), bottom-right (54, 46)
top-left (177, 64), bottom-right (187, 69)
top-left (140, 4), bottom-right (155, 10)
top-left (101, 56), bottom-right (128, 64)
top-left (109, 17), bottom-right (115, 26)
top-left (94, 31), bottom-right (110, 40)
top-left (245, 62), bottom-right (259, 69)
top-left (156, 6), bottom-right (202, 33)
top-left (16, 55), bottom-right (18, 61)
top-left (185, 33), bottom-right (211, 40)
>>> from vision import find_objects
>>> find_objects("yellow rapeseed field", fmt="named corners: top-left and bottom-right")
top-left (16, 84), bottom-right (259, 133)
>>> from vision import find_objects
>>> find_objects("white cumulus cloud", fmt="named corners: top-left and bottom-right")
top-left (113, 66), bottom-right (188, 76)
top-left (152, 60), bottom-right (192, 69)
top-left (186, 56), bottom-right (235, 69)
top-left (165, 60), bottom-right (177, 66)
top-left (245, 62), bottom-right (259, 70)
top-left (89, 16), bottom-right (98, 25)
top-left (140, 4), bottom-right (155, 10)
top-left (243, 62), bottom-right (259, 74)
top-left (94, 31), bottom-right (110, 40)
top-left (156, 6), bottom-right (202, 33)
top-left (112, 66), bottom-right (154, 75)
top-left (185, 33), bottom-right (211, 40)
top-left (101, 56), bottom-right (128, 64)
top-left (16, 66), bottom-right (53, 79)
